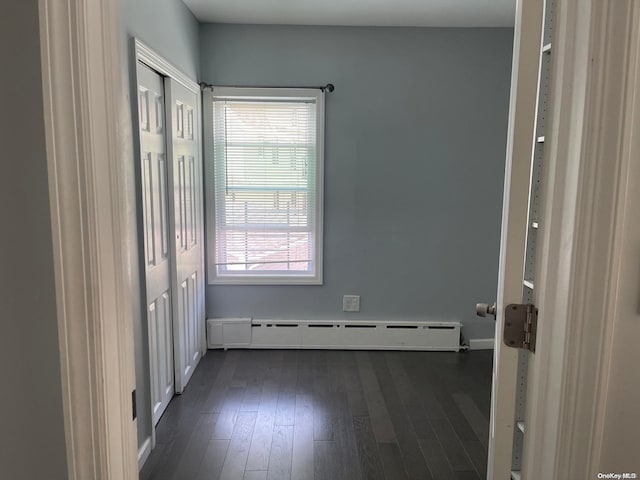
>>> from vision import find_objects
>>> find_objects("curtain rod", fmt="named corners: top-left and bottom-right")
top-left (199, 82), bottom-right (335, 93)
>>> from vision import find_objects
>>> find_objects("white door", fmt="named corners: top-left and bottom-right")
top-left (487, 0), bottom-right (547, 477)
top-left (166, 78), bottom-right (206, 393)
top-left (137, 63), bottom-right (175, 425)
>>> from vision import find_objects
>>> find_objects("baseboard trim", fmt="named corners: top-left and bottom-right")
top-left (248, 344), bottom-right (457, 351)
top-left (469, 338), bottom-right (495, 350)
top-left (138, 436), bottom-right (152, 471)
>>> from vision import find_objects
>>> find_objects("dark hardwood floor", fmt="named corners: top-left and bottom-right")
top-left (140, 349), bottom-right (492, 480)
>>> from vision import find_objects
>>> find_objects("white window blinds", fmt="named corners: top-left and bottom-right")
top-left (210, 88), bottom-right (324, 284)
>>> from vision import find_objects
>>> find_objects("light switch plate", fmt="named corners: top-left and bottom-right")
top-left (343, 295), bottom-right (360, 312)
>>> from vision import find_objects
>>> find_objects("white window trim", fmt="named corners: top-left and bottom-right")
top-left (203, 87), bottom-right (324, 285)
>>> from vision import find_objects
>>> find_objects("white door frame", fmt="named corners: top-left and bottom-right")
top-left (39, 0), bottom-right (638, 479)
top-left (38, 0), bottom-right (137, 478)
top-left (488, 0), bottom-right (543, 476)
top-left (134, 39), bottom-right (201, 97)
top-left (521, 0), bottom-right (640, 478)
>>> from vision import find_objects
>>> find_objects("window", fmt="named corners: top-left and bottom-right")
top-left (205, 87), bottom-right (324, 284)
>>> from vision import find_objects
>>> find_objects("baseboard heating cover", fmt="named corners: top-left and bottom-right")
top-left (207, 318), bottom-right (461, 352)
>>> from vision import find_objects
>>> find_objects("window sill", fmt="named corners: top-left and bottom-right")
top-left (209, 275), bottom-right (323, 286)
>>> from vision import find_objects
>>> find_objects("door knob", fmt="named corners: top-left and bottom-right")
top-left (476, 302), bottom-right (497, 319)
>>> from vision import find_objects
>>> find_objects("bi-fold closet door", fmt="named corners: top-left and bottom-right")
top-left (136, 60), bottom-right (205, 426)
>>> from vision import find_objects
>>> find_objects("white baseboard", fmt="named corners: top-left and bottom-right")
top-left (138, 436), bottom-right (151, 471)
top-left (469, 338), bottom-right (495, 350)
top-left (207, 318), bottom-right (462, 352)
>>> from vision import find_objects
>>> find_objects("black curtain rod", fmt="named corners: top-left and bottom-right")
top-left (199, 82), bottom-right (335, 93)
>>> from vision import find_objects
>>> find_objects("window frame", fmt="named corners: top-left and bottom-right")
top-left (204, 86), bottom-right (324, 285)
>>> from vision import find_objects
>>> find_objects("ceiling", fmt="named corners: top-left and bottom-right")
top-left (182, 0), bottom-right (516, 28)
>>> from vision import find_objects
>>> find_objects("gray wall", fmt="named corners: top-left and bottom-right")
top-left (0, 1), bottom-right (68, 479)
top-left (118, 0), bottom-right (200, 448)
top-left (200, 25), bottom-right (513, 340)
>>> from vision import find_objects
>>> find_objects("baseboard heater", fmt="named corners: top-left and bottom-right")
top-left (206, 318), bottom-right (461, 352)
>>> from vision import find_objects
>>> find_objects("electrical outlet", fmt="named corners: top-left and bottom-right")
top-left (343, 295), bottom-right (360, 312)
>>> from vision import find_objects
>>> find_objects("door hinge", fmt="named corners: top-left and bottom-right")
top-left (503, 303), bottom-right (538, 353)
top-left (132, 389), bottom-right (137, 421)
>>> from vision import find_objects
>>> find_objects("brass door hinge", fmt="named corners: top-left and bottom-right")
top-left (503, 303), bottom-right (538, 353)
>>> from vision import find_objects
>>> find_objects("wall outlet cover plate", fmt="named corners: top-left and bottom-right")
top-left (343, 295), bottom-right (360, 312)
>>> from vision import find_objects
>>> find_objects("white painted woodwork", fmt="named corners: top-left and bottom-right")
top-left (597, 14), bottom-right (640, 468)
top-left (134, 40), bottom-right (205, 454)
top-left (487, 0), bottom-right (544, 477)
top-left (136, 63), bottom-right (175, 425)
top-left (207, 319), bottom-right (461, 351)
top-left (137, 437), bottom-right (152, 471)
top-left (166, 79), bottom-right (205, 393)
top-left (521, 1), bottom-right (640, 477)
top-left (469, 338), bottom-right (495, 350)
top-left (38, 0), bottom-right (138, 478)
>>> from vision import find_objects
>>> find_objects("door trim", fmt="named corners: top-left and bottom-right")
top-left (38, 1), bottom-right (137, 478)
top-left (522, 0), bottom-right (640, 478)
top-left (487, 0), bottom-right (544, 476)
top-left (134, 38), bottom-right (200, 93)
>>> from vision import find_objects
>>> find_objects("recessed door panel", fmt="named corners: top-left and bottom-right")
top-left (147, 292), bottom-right (173, 421)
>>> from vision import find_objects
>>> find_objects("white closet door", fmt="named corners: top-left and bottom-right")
top-left (166, 78), bottom-right (205, 393)
top-left (136, 63), bottom-right (174, 424)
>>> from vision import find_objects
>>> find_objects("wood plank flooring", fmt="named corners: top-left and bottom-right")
top-left (140, 349), bottom-right (492, 480)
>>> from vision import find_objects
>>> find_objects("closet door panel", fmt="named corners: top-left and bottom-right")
top-left (137, 62), bottom-right (174, 424)
top-left (166, 78), bottom-right (205, 393)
